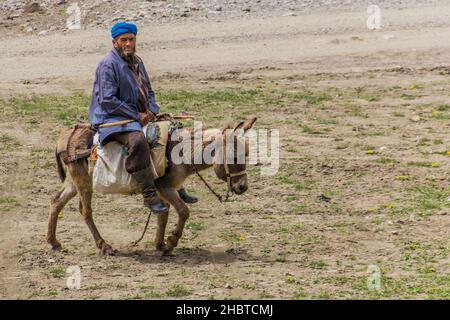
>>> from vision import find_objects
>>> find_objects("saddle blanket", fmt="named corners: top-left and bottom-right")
top-left (92, 121), bottom-right (171, 194)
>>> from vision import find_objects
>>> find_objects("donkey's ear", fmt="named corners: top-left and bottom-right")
top-left (232, 121), bottom-right (245, 134)
top-left (242, 117), bottom-right (257, 131)
top-left (233, 117), bottom-right (257, 134)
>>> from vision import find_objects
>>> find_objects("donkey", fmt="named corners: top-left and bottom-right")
top-left (47, 117), bottom-right (257, 256)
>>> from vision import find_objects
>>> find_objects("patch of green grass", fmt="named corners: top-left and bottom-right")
top-left (284, 195), bottom-right (299, 203)
top-left (291, 204), bottom-right (308, 214)
top-left (286, 275), bottom-right (296, 284)
top-left (166, 284), bottom-right (192, 298)
top-left (49, 267), bottom-right (66, 279)
top-left (293, 288), bottom-right (307, 300)
top-left (302, 125), bottom-right (324, 135)
top-left (29, 147), bottom-right (53, 162)
top-left (0, 196), bottom-right (20, 212)
top-left (186, 221), bottom-right (204, 232)
top-left (156, 87), bottom-right (332, 122)
top-left (418, 138), bottom-right (431, 146)
top-left (375, 157), bottom-right (399, 165)
top-left (278, 176), bottom-right (315, 191)
top-left (218, 229), bottom-right (240, 242)
top-left (347, 104), bottom-right (369, 118)
top-left (430, 111), bottom-right (450, 120)
top-left (409, 186), bottom-right (449, 217)
top-left (122, 294), bottom-right (143, 300)
top-left (359, 90), bottom-right (382, 102)
top-left (225, 248), bottom-right (238, 254)
top-left (407, 161), bottom-right (435, 168)
top-left (399, 239), bottom-right (448, 270)
top-left (290, 88), bottom-right (332, 105)
top-left (366, 131), bottom-right (385, 136)
top-left (176, 247), bottom-right (192, 254)
top-left (143, 290), bottom-right (163, 299)
top-left (273, 226), bottom-right (290, 233)
top-left (370, 216), bottom-right (385, 225)
top-left (310, 117), bottom-right (338, 125)
top-left (240, 282), bottom-right (256, 290)
top-left (309, 260), bottom-right (328, 270)
top-left (28, 289), bottom-right (58, 298)
top-left (0, 134), bottom-right (21, 151)
top-left (400, 93), bottom-right (417, 100)
top-left (258, 291), bottom-right (275, 299)
top-left (316, 291), bottom-right (332, 299)
top-left (2, 94), bottom-right (89, 126)
top-left (437, 104), bottom-right (450, 111)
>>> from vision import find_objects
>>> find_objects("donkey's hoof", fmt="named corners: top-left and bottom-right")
top-left (162, 248), bottom-right (174, 257)
top-left (156, 242), bottom-right (168, 252)
top-left (49, 240), bottom-right (62, 251)
top-left (100, 244), bottom-right (115, 256)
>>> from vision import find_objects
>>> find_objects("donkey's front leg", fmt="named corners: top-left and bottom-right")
top-left (155, 211), bottom-right (169, 252)
top-left (158, 188), bottom-right (189, 256)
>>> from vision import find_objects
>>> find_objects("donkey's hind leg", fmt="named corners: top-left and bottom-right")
top-left (47, 180), bottom-right (77, 250)
top-left (68, 161), bottom-right (114, 256)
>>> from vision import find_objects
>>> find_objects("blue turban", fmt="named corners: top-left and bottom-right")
top-left (111, 22), bottom-right (138, 39)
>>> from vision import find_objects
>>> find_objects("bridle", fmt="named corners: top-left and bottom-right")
top-left (191, 129), bottom-right (247, 203)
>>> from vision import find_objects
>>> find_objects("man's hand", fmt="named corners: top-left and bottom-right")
top-left (138, 111), bottom-right (155, 126)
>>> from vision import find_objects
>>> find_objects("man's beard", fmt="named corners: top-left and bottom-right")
top-left (117, 46), bottom-right (136, 63)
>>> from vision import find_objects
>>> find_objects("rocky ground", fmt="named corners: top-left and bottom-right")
top-left (0, 0), bottom-right (446, 36)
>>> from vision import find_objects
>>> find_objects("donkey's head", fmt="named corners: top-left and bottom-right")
top-left (213, 117), bottom-right (257, 195)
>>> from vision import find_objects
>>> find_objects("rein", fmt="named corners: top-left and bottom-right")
top-left (191, 131), bottom-right (247, 203)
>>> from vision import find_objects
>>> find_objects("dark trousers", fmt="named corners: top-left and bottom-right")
top-left (103, 131), bottom-right (150, 173)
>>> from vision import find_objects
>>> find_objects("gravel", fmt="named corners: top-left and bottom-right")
top-left (0, 0), bottom-right (445, 35)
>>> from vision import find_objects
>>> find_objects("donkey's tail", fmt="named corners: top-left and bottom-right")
top-left (55, 149), bottom-right (66, 182)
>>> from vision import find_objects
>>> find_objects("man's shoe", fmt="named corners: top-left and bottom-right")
top-left (178, 188), bottom-right (198, 204)
top-left (132, 168), bottom-right (168, 214)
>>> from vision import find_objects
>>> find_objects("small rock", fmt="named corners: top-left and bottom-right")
top-left (214, 6), bottom-right (222, 11)
top-left (383, 34), bottom-right (395, 40)
top-left (318, 194), bottom-right (331, 203)
top-left (47, 259), bottom-right (56, 263)
top-left (411, 115), bottom-right (421, 122)
top-left (24, 3), bottom-right (41, 14)
top-left (225, 283), bottom-right (232, 289)
top-left (391, 231), bottom-right (399, 235)
top-left (38, 30), bottom-right (49, 36)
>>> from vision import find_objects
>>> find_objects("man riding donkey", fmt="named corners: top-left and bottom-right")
top-left (89, 21), bottom-right (197, 215)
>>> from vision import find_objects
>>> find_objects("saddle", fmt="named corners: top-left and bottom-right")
top-left (92, 121), bottom-right (173, 194)
top-left (56, 121), bottom-right (178, 195)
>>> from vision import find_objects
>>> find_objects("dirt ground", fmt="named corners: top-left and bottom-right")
top-left (0, 2), bottom-right (449, 300)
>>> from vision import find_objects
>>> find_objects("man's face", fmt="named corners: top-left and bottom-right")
top-left (113, 33), bottom-right (136, 58)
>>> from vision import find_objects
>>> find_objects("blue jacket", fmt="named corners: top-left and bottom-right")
top-left (89, 48), bottom-right (160, 144)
